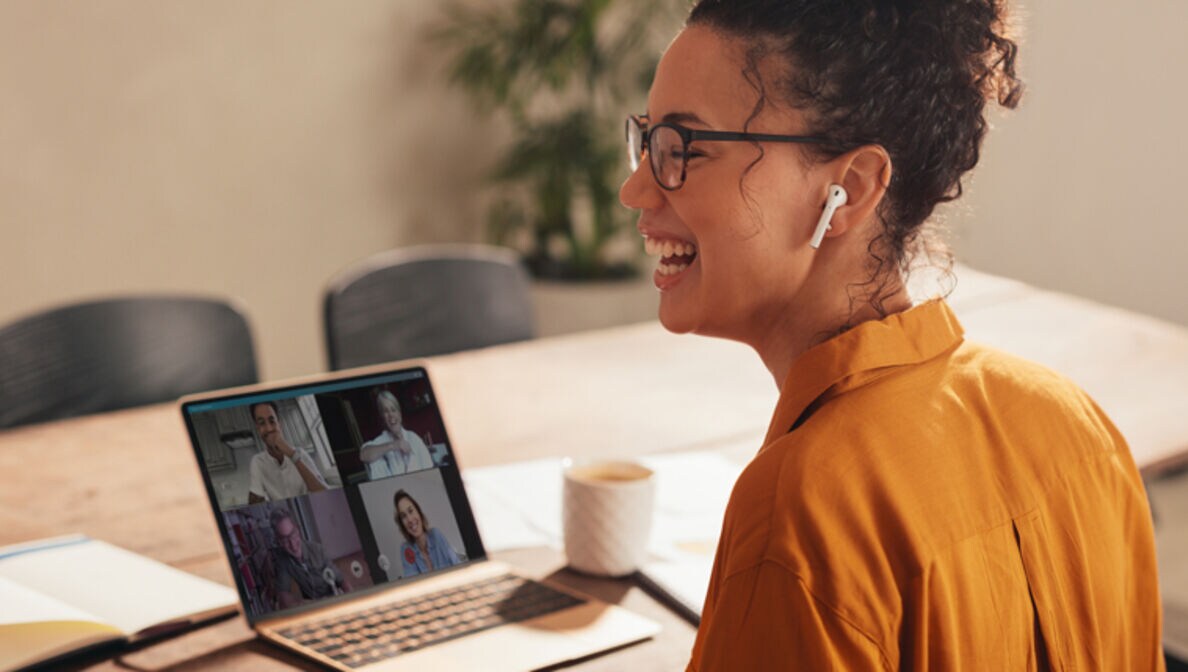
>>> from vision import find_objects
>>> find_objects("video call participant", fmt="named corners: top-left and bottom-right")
top-left (359, 391), bottom-right (433, 480)
top-left (393, 489), bottom-right (459, 577)
top-left (621, 1), bottom-right (1162, 669)
top-left (247, 401), bottom-right (328, 504)
top-left (269, 507), bottom-right (350, 609)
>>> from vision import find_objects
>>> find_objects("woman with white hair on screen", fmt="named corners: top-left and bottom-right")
top-left (359, 389), bottom-right (433, 479)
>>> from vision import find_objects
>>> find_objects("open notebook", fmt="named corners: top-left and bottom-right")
top-left (0, 535), bottom-right (238, 672)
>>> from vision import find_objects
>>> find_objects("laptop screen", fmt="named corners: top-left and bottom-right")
top-left (181, 366), bottom-right (486, 623)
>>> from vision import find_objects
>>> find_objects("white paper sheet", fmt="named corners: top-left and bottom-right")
top-left (463, 458), bottom-right (566, 552)
top-left (463, 447), bottom-right (749, 621)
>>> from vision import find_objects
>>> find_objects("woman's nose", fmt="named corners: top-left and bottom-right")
top-left (619, 158), bottom-right (663, 212)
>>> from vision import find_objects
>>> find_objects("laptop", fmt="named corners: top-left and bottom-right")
top-left (180, 363), bottom-right (659, 671)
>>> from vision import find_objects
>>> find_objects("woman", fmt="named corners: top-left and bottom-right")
top-left (359, 390), bottom-right (434, 480)
top-left (392, 489), bottom-right (460, 577)
top-left (620, 1), bottom-right (1163, 669)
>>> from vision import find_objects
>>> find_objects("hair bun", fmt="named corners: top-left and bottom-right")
top-left (689, 0), bottom-right (1022, 309)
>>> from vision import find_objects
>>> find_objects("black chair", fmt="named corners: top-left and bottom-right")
top-left (0, 296), bottom-right (258, 429)
top-left (324, 245), bottom-right (535, 370)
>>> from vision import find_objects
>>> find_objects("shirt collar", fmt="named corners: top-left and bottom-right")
top-left (413, 531), bottom-right (437, 565)
top-left (762, 299), bottom-right (964, 445)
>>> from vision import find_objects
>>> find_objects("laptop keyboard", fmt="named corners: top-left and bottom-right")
top-left (278, 573), bottom-right (586, 669)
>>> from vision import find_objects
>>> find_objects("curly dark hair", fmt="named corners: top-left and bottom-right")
top-left (688, 0), bottom-right (1023, 314)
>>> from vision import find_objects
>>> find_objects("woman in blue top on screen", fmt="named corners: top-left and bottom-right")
top-left (393, 489), bottom-right (460, 577)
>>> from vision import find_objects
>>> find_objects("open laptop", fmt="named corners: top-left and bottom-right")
top-left (180, 363), bottom-right (659, 671)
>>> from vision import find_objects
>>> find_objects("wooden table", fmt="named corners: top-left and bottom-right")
top-left (3, 265), bottom-right (1188, 670)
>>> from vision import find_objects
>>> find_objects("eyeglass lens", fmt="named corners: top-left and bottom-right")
top-left (649, 126), bottom-right (685, 189)
top-left (625, 118), bottom-right (687, 190)
top-left (626, 118), bottom-right (643, 172)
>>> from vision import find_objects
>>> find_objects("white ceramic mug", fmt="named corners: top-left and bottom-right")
top-left (562, 459), bottom-right (655, 577)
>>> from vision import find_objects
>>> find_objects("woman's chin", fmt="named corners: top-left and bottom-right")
top-left (657, 298), bottom-right (699, 335)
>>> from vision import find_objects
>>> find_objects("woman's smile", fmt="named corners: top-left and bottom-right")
top-left (643, 234), bottom-right (699, 288)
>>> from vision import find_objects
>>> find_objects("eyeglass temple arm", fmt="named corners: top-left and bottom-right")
top-left (687, 129), bottom-right (831, 145)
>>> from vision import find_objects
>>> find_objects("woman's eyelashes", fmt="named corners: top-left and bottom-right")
top-left (664, 147), bottom-right (706, 162)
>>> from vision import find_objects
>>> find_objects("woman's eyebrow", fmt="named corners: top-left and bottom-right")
top-left (660, 111), bottom-right (708, 126)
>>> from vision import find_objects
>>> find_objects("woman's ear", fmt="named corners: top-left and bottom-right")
top-left (820, 145), bottom-right (892, 241)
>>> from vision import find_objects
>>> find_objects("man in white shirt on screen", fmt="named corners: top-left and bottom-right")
top-left (359, 390), bottom-right (433, 480)
top-left (247, 401), bottom-right (328, 503)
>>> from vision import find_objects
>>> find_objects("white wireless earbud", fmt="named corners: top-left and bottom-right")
top-left (809, 184), bottom-right (848, 249)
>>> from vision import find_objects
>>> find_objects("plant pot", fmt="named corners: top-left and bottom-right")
top-left (531, 276), bottom-right (658, 337)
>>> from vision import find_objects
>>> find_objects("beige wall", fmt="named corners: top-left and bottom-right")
top-left (3, 1), bottom-right (1186, 382)
top-left (947, 0), bottom-right (1188, 326)
top-left (1, 1), bottom-right (499, 380)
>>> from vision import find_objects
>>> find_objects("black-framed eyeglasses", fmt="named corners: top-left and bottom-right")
top-left (625, 114), bottom-right (832, 191)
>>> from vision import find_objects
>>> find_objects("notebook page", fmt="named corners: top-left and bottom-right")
top-left (0, 574), bottom-right (106, 625)
top-left (0, 538), bottom-right (237, 636)
top-left (0, 575), bottom-right (123, 671)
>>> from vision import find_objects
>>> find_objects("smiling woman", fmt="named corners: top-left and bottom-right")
top-left (392, 489), bottom-right (461, 578)
top-left (622, 24), bottom-right (912, 370)
top-left (619, 1), bottom-right (1164, 670)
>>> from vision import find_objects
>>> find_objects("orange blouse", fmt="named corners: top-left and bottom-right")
top-left (688, 300), bottom-right (1164, 671)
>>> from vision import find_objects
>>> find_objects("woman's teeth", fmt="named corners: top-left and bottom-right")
top-left (644, 237), bottom-right (698, 277)
top-left (644, 238), bottom-right (696, 257)
top-left (651, 237), bottom-right (693, 274)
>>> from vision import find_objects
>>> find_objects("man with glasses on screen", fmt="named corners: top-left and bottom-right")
top-left (269, 508), bottom-right (349, 609)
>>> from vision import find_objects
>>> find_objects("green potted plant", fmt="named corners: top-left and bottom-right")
top-left (432, 0), bottom-right (683, 281)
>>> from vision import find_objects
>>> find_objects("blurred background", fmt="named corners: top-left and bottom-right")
top-left (2, 0), bottom-right (1185, 381)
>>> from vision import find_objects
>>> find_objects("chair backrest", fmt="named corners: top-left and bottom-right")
top-left (0, 295), bottom-right (258, 429)
top-left (324, 245), bottom-right (535, 370)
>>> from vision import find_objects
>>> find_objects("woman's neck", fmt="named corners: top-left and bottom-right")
top-left (754, 276), bottom-right (913, 387)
